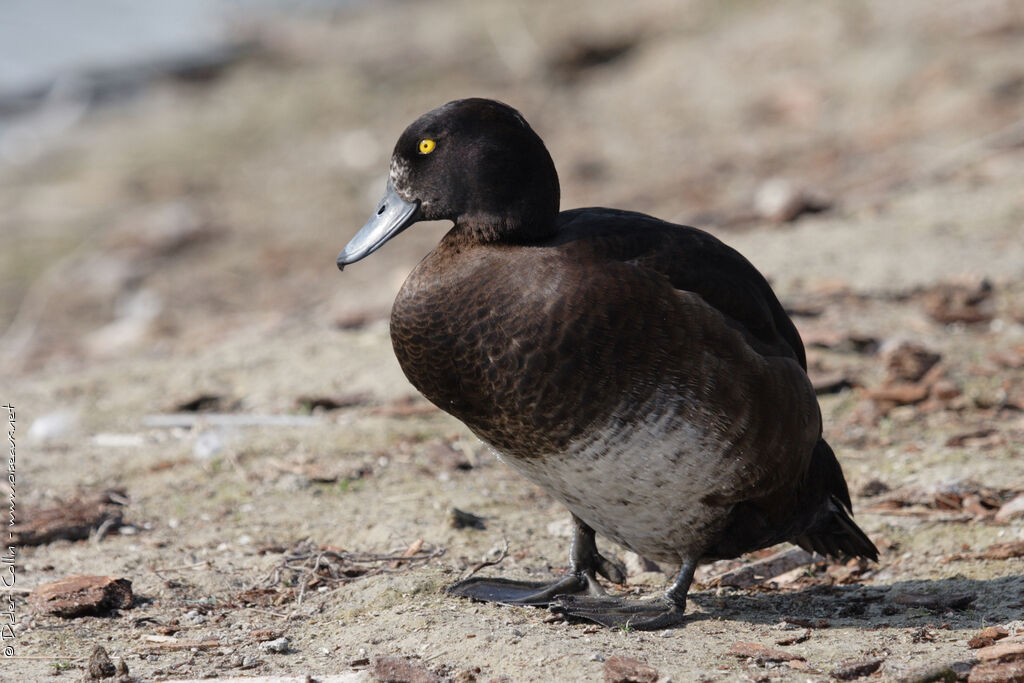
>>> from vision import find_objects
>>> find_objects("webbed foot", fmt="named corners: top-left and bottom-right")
top-left (446, 571), bottom-right (601, 606)
top-left (551, 555), bottom-right (697, 631)
top-left (549, 595), bottom-right (686, 630)
top-left (446, 515), bottom-right (622, 606)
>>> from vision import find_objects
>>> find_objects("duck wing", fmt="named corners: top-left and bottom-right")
top-left (552, 208), bottom-right (877, 561)
top-left (554, 207), bottom-right (806, 370)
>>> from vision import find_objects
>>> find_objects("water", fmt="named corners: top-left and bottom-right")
top-left (0, 0), bottom-right (356, 163)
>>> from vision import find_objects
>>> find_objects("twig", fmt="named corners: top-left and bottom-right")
top-left (460, 538), bottom-right (510, 581)
top-left (151, 560), bottom-right (213, 577)
top-left (261, 540), bottom-right (446, 607)
top-left (248, 607), bottom-right (290, 619)
top-left (92, 517), bottom-right (119, 544)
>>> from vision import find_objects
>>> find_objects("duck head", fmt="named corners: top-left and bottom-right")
top-left (337, 98), bottom-right (560, 270)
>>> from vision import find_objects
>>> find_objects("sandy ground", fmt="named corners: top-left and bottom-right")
top-left (3, 0), bottom-right (1024, 680)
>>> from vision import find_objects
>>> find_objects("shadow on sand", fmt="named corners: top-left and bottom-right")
top-left (684, 573), bottom-right (1024, 630)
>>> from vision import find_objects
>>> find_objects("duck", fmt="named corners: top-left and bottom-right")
top-left (337, 98), bottom-right (877, 630)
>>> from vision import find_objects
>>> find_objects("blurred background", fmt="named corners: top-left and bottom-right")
top-left (3, 0), bottom-right (1022, 379)
top-left (4, 1), bottom-right (1024, 679)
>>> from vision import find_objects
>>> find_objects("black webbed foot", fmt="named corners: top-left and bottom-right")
top-left (549, 557), bottom-right (696, 630)
top-left (549, 594), bottom-right (687, 630)
top-left (445, 518), bottom-right (696, 632)
top-left (446, 571), bottom-right (600, 606)
top-left (446, 516), bottom-right (619, 606)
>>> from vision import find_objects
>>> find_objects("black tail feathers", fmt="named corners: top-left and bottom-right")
top-left (794, 439), bottom-right (879, 561)
top-left (794, 496), bottom-right (879, 561)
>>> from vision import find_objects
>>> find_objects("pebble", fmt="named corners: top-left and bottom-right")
top-left (258, 636), bottom-right (291, 654)
top-left (753, 178), bottom-right (828, 223)
top-left (995, 493), bottom-right (1024, 522)
top-left (27, 410), bottom-right (78, 443)
top-left (183, 609), bottom-right (207, 625)
top-left (372, 655), bottom-right (440, 683)
top-left (603, 655), bottom-right (659, 683)
top-left (193, 429), bottom-right (225, 460)
top-left (87, 645), bottom-right (116, 679)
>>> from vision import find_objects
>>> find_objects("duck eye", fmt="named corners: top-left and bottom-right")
top-left (418, 138), bottom-right (436, 155)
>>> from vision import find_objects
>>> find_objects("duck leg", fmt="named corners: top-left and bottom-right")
top-left (549, 557), bottom-right (696, 630)
top-left (446, 515), bottom-right (626, 605)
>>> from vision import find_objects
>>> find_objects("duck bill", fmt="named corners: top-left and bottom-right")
top-left (337, 181), bottom-right (421, 270)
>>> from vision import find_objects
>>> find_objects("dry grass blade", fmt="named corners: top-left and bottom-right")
top-left (459, 538), bottom-right (510, 581)
top-left (259, 539), bottom-right (446, 609)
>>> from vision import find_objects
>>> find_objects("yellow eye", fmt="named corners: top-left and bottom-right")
top-left (418, 138), bottom-right (436, 155)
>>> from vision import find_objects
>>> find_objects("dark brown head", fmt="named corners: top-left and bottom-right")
top-left (337, 98), bottom-right (560, 269)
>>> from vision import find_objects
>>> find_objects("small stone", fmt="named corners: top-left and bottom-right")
top-left (372, 655), bottom-right (440, 683)
top-left (968, 625), bottom-right (1009, 649)
top-left (87, 646), bottom-right (117, 679)
top-left (995, 494), bottom-right (1024, 522)
top-left (28, 410), bottom-right (79, 443)
top-left (754, 178), bottom-right (829, 223)
top-left (974, 640), bottom-right (1024, 662)
top-left (968, 659), bottom-right (1024, 683)
top-left (923, 280), bottom-right (994, 325)
top-left (29, 575), bottom-right (133, 618)
top-left (831, 657), bottom-right (884, 680)
top-left (859, 479), bottom-right (891, 498)
top-left (729, 641), bottom-right (804, 664)
top-left (192, 429), bottom-right (225, 460)
top-left (183, 609), bottom-right (207, 625)
top-left (257, 636), bottom-right (291, 654)
top-left (603, 655), bottom-right (659, 683)
top-left (251, 629), bottom-right (283, 643)
top-left (883, 341), bottom-right (942, 383)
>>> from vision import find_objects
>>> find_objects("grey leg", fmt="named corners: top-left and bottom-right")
top-left (549, 557), bottom-right (696, 630)
top-left (446, 514), bottom-right (624, 605)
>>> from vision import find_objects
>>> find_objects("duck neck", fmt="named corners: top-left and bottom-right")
top-left (454, 141), bottom-right (561, 245)
top-left (454, 206), bottom-right (558, 245)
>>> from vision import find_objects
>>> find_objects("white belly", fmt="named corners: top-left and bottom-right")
top-left (492, 400), bottom-right (741, 564)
